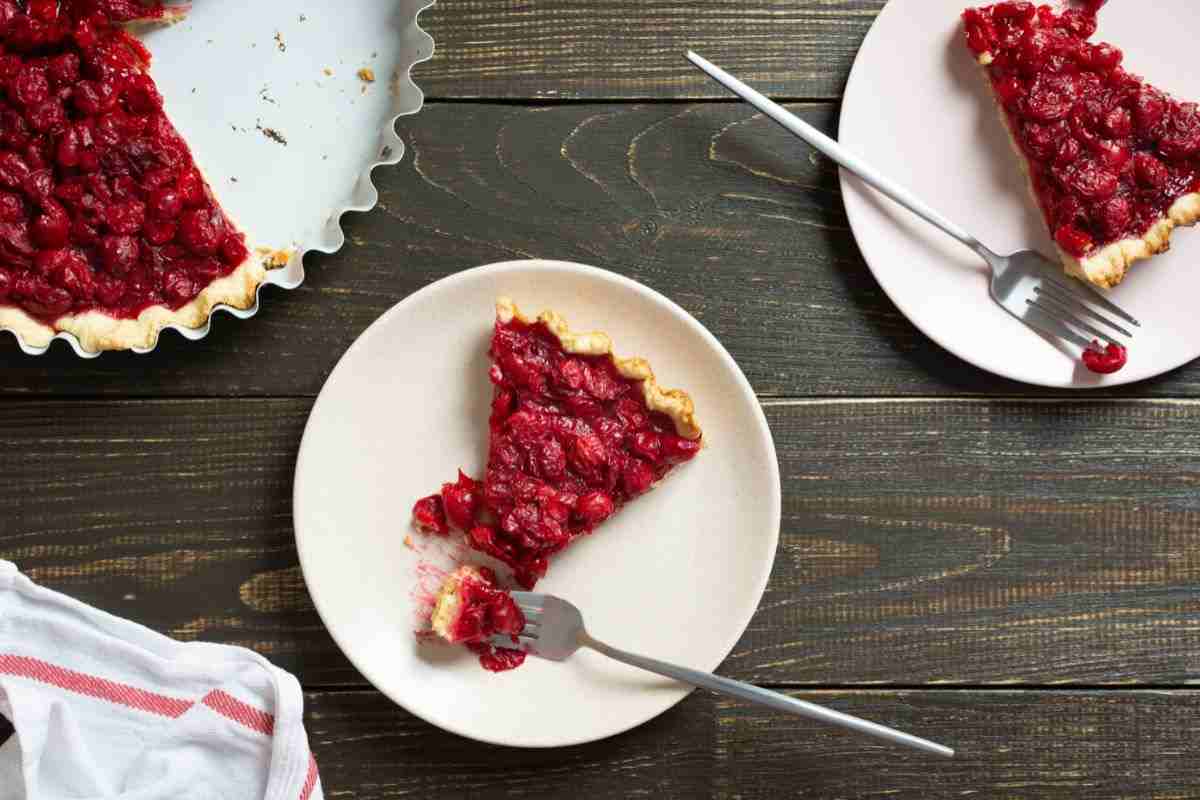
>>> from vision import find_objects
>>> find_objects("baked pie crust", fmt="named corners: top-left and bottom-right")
top-left (3, 246), bottom-right (292, 351)
top-left (0, 3), bottom-right (291, 352)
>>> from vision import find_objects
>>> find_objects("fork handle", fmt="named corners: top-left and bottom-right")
top-left (686, 51), bottom-right (991, 261)
top-left (579, 632), bottom-right (954, 758)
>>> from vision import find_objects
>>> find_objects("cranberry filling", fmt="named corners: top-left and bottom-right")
top-left (413, 312), bottom-right (702, 589)
top-left (469, 314), bottom-right (701, 588)
top-left (411, 493), bottom-right (449, 535)
top-left (0, 0), bottom-right (248, 324)
top-left (1081, 340), bottom-right (1126, 374)
top-left (446, 566), bottom-right (526, 673)
top-left (963, 1), bottom-right (1200, 259)
top-left (411, 471), bottom-right (482, 536)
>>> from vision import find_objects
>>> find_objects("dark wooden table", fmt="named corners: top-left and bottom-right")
top-left (3, 2), bottom-right (1199, 797)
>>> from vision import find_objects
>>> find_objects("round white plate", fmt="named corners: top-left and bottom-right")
top-left (293, 260), bottom-right (780, 747)
top-left (840, 0), bottom-right (1200, 388)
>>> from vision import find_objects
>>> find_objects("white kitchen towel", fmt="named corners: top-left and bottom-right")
top-left (0, 560), bottom-right (323, 800)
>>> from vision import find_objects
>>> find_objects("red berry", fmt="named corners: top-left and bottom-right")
top-left (1081, 341), bottom-right (1127, 374)
top-left (1159, 103), bottom-right (1200, 162)
top-left (1134, 153), bottom-right (1169, 189)
top-left (94, 274), bottom-right (126, 307)
top-left (72, 80), bottom-right (117, 115)
top-left (103, 200), bottom-right (146, 235)
top-left (178, 207), bottom-right (225, 255)
top-left (0, 151), bottom-right (29, 190)
top-left (536, 438), bottom-right (566, 480)
top-left (1077, 43), bottom-right (1122, 72)
top-left (1133, 89), bottom-right (1166, 134)
top-left (31, 202), bottom-right (69, 248)
top-left (1101, 106), bottom-right (1132, 138)
top-left (993, 76), bottom-right (1025, 109)
top-left (218, 233), bottom-right (248, 266)
top-left (1058, 9), bottom-right (1097, 39)
top-left (21, 167), bottom-right (52, 203)
top-left (413, 494), bottom-right (450, 535)
top-left (100, 235), bottom-right (140, 275)
top-left (26, 98), bottom-right (65, 134)
top-left (1022, 122), bottom-right (1059, 161)
top-left (28, 281), bottom-right (72, 317)
top-left (441, 471), bottom-right (481, 530)
top-left (148, 187), bottom-right (183, 219)
top-left (143, 219), bottom-right (176, 246)
top-left (177, 170), bottom-right (205, 207)
top-left (9, 64), bottom-right (48, 107)
top-left (571, 433), bottom-right (607, 473)
top-left (161, 269), bottom-right (197, 305)
top-left (47, 52), bottom-right (80, 87)
top-left (1054, 137), bottom-right (1081, 167)
top-left (621, 460), bottom-right (655, 496)
top-left (1092, 195), bottom-right (1132, 238)
top-left (962, 10), bottom-right (998, 56)
top-left (1055, 224), bottom-right (1094, 257)
top-left (629, 430), bottom-right (662, 463)
top-left (1062, 162), bottom-right (1119, 201)
top-left (122, 73), bottom-right (161, 114)
top-left (51, 250), bottom-right (95, 300)
top-left (1023, 75), bottom-right (1077, 122)
top-left (0, 192), bottom-right (22, 222)
top-left (71, 217), bottom-right (100, 246)
top-left (0, 2), bottom-right (17, 38)
top-left (55, 127), bottom-right (82, 167)
top-left (189, 258), bottom-right (224, 282)
top-left (575, 491), bottom-right (615, 525)
top-left (993, 2), bottom-right (1035, 23)
top-left (661, 434), bottom-right (702, 463)
top-left (1094, 140), bottom-right (1130, 171)
top-left (1016, 33), bottom-right (1048, 71)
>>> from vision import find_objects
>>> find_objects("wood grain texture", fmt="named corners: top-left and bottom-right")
top-left (414, 0), bottom-right (889, 100)
top-left (304, 689), bottom-right (1200, 800)
top-left (2, 398), bottom-right (1196, 687)
top-left (2, 103), bottom-right (1199, 397)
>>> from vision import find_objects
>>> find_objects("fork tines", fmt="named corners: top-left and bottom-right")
top-left (1025, 275), bottom-right (1140, 349)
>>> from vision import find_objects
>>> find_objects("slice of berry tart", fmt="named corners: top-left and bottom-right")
top-left (431, 565), bottom-right (527, 672)
top-left (0, 0), bottom-right (289, 352)
top-left (963, 0), bottom-right (1200, 288)
top-left (413, 298), bottom-right (703, 589)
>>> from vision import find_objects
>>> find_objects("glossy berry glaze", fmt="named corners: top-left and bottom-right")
top-left (474, 314), bottom-right (701, 588)
top-left (413, 314), bottom-right (702, 589)
top-left (0, 0), bottom-right (248, 325)
top-left (443, 567), bottom-right (526, 672)
top-left (962, 1), bottom-right (1200, 261)
top-left (1081, 339), bottom-right (1126, 373)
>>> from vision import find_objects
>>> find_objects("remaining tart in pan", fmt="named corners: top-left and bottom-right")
top-left (0, 0), bottom-right (290, 351)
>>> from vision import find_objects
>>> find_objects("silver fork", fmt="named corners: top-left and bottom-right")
top-left (491, 592), bottom-right (955, 758)
top-left (686, 51), bottom-right (1139, 355)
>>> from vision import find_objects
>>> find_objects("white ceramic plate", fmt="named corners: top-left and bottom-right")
top-left (10, 0), bottom-right (434, 357)
top-left (294, 260), bottom-right (780, 747)
top-left (840, 0), bottom-right (1200, 388)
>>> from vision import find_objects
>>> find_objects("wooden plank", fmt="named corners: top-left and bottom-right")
top-left (2, 103), bottom-right (1199, 397)
top-left (415, 0), bottom-right (888, 100)
top-left (304, 689), bottom-right (1200, 799)
top-left (1, 399), bottom-right (1197, 687)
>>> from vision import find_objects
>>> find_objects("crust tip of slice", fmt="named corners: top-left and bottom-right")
top-left (494, 296), bottom-right (702, 440)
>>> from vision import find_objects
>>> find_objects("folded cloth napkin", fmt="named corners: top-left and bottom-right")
top-left (0, 561), bottom-right (323, 800)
